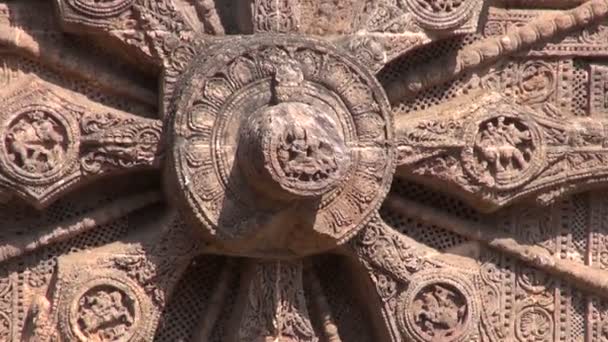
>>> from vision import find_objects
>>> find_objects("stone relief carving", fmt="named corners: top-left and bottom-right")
top-left (3, 0), bottom-right (608, 341)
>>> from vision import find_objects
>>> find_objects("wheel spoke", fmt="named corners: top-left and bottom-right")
top-left (385, 193), bottom-right (608, 300)
top-left (0, 191), bottom-right (161, 264)
top-left (395, 90), bottom-right (608, 211)
top-left (385, 0), bottom-right (608, 103)
top-left (21, 208), bottom-right (198, 341)
top-left (0, 76), bottom-right (162, 208)
top-left (230, 259), bottom-right (319, 342)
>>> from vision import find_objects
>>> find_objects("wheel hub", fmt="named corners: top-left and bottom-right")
top-left (166, 36), bottom-right (395, 257)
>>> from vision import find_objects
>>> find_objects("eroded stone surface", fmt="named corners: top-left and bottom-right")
top-left (4, 0), bottom-right (608, 341)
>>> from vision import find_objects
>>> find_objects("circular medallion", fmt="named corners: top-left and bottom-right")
top-left (402, 0), bottom-right (478, 30)
top-left (68, 0), bottom-right (134, 18)
top-left (166, 36), bottom-right (395, 256)
top-left (60, 277), bottom-right (144, 342)
top-left (0, 107), bottom-right (78, 185)
top-left (517, 61), bottom-right (556, 104)
top-left (515, 306), bottom-right (553, 342)
top-left (462, 112), bottom-right (544, 190)
top-left (398, 271), bottom-right (479, 342)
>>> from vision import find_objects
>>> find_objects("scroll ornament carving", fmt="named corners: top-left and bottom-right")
top-left (80, 112), bottom-right (163, 175)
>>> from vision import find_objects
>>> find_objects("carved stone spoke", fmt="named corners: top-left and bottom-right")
top-left (252, 0), bottom-right (302, 33)
top-left (231, 260), bottom-right (318, 342)
top-left (0, 77), bottom-right (162, 208)
top-left (396, 90), bottom-right (608, 211)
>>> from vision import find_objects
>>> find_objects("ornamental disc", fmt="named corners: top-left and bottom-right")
top-left (166, 36), bottom-right (395, 257)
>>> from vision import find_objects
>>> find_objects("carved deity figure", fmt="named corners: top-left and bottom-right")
top-left (77, 289), bottom-right (134, 341)
top-left (277, 125), bottom-right (339, 182)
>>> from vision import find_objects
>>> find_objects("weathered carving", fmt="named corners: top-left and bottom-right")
top-left (55, 270), bottom-right (151, 342)
top-left (233, 261), bottom-right (318, 342)
top-left (167, 35), bottom-right (395, 256)
top-left (398, 271), bottom-right (478, 342)
top-left (395, 91), bottom-right (608, 210)
top-left (403, 0), bottom-right (481, 30)
top-left (253, 0), bottom-right (301, 33)
top-left (7, 0), bottom-right (608, 341)
top-left (73, 283), bottom-right (137, 341)
top-left (4, 109), bottom-right (71, 180)
top-left (66, 0), bottom-right (134, 18)
top-left (0, 77), bottom-right (162, 208)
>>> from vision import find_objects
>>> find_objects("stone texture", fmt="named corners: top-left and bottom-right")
top-left (2, 0), bottom-right (608, 341)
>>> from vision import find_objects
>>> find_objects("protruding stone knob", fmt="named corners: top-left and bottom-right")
top-left (239, 102), bottom-right (351, 201)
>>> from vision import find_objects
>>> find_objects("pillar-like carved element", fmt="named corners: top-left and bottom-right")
top-left (252, 0), bottom-right (301, 33)
top-left (230, 260), bottom-right (318, 342)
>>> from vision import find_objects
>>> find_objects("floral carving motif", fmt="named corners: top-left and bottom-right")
top-left (75, 286), bottom-right (135, 342)
top-left (4, 110), bottom-right (69, 177)
top-left (515, 307), bottom-right (553, 342)
top-left (416, 0), bottom-right (466, 13)
top-left (517, 62), bottom-right (556, 105)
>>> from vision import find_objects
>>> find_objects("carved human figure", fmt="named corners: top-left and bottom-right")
top-left (412, 284), bottom-right (468, 341)
top-left (5, 111), bottom-right (66, 174)
top-left (476, 116), bottom-right (532, 176)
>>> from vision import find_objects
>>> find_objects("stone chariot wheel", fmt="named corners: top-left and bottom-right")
top-left (2, 0), bottom-right (608, 341)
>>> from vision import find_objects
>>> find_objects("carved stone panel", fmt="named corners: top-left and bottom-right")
top-left (4, 0), bottom-right (608, 341)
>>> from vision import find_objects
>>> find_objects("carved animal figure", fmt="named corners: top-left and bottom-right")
top-left (477, 118), bottom-right (532, 174)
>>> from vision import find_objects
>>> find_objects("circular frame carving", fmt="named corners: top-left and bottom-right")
top-left (67, 0), bottom-right (135, 18)
top-left (397, 270), bottom-right (479, 342)
top-left (58, 276), bottom-right (147, 342)
top-left (461, 112), bottom-right (545, 190)
top-left (166, 36), bottom-right (395, 255)
top-left (515, 306), bottom-right (553, 342)
top-left (0, 106), bottom-right (79, 186)
top-left (402, 0), bottom-right (478, 31)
